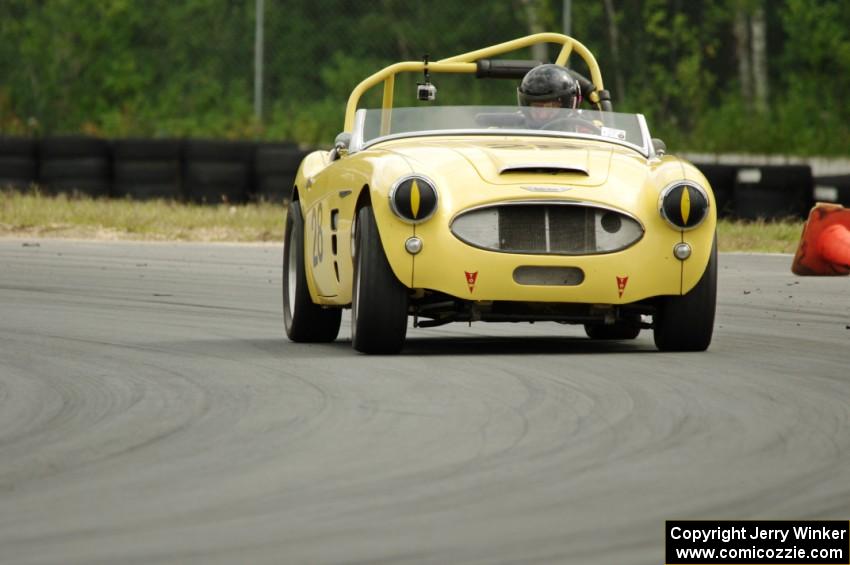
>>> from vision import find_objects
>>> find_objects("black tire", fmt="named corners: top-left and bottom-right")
top-left (695, 163), bottom-right (736, 218)
top-left (114, 166), bottom-right (181, 200)
top-left (814, 175), bottom-right (850, 206)
top-left (114, 160), bottom-right (180, 184)
top-left (584, 316), bottom-right (641, 340)
top-left (113, 182), bottom-right (181, 201)
top-left (255, 146), bottom-right (304, 203)
top-left (112, 138), bottom-right (182, 161)
top-left (0, 140), bottom-right (38, 190)
top-left (351, 205), bottom-right (408, 354)
top-left (254, 173), bottom-right (295, 204)
top-left (40, 178), bottom-right (111, 197)
top-left (653, 237), bottom-right (718, 351)
top-left (255, 144), bottom-right (302, 175)
top-left (38, 156), bottom-right (111, 197)
top-left (0, 157), bottom-right (37, 179)
top-left (733, 165), bottom-right (813, 220)
top-left (283, 200), bottom-right (341, 342)
top-left (39, 158), bottom-right (110, 180)
top-left (184, 139), bottom-right (256, 162)
top-left (0, 137), bottom-right (36, 158)
top-left (39, 136), bottom-right (109, 159)
top-left (183, 161), bottom-right (249, 203)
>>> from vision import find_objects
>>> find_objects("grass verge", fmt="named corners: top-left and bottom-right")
top-left (0, 190), bottom-right (804, 252)
top-left (0, 190), bottom-right (285, 242)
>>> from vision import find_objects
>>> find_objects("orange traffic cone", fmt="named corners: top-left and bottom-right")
top-left (792, 203), bottom-right (850, 275)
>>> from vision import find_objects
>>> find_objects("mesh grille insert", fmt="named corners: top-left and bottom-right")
top-left (451, 203), bottom-right (643, 255)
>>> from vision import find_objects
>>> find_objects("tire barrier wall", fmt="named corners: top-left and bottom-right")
top-left (813, 175), bottom-right (850, 208)
top-left (0, 136), bottom-right (310, 204)
top-left (732, 165), bottom-right (814, 220)
top-left (0, 136), bottom-right (828, 217)
top-left (112, 138), bottom-right (182, 201)
top-left (693, 164), bottom-right (737, 218)
top-left (183, 139), bottom-right (257, 204)
top-left (39, 136), bottom-right (111, 197)
top-left (694, 162), bottom-right (815, 220)
top-left (255, 143), bottom-right (308, 204)
top-left (0, 137), bottom-right (37, 191)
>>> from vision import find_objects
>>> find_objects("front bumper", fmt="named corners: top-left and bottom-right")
top-left (406, 219), bottom-right (712, 304)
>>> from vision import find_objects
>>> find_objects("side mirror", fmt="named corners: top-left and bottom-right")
top-left (652, 138), bottom-right (667, 157)
top-left (331, 132), bottom-right (351, 161)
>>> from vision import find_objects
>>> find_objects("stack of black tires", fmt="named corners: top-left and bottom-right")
top-left (112, 139), bottom-right (182, 200)
top-left (0, 137), bottom-right (38, 191)
top-left (1, 135), bottom-right (313, 204)
top-left (694, 163), bottom-right (815, 220)
top-left (3, 139), bottom-right (838, 217)
top-left (39, 136), bottom-right (111, 197)
top-left (183, 140), bottom-right (256, 204)
top-left (814, 175), bottom-right (850, 207)
top-left (254, 143), bottom-right (306, 204)
top-left (694, 164), bottom-right (737, 218)
top-left (733, 165), bottom-right (813, 220)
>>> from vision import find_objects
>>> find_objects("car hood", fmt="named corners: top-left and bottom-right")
top-left (381, 137), bottom-right (613, 186)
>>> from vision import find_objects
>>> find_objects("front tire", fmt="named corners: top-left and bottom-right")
top-left (351, 206), bottom-right (408, 354)
top-left (283, 200), bottom-right (341, 342)
top-left (653, 236), bottom-right (717, 351)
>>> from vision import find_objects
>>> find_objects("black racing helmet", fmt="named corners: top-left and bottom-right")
top-left (517, 64), bottom-right (582, 109)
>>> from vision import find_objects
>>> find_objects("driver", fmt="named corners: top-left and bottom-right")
top-left (517, 64), bottom-right (584, 129)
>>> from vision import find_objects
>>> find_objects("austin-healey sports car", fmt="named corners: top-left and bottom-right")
top-left (283, 33), bottom-right (717, 354)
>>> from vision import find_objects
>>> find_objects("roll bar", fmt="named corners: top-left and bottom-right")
top-left (342, 33), bottom-right (607, 133)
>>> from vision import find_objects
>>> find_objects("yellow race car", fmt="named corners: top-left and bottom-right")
top-left (283, 33), bottom-right (716, 354)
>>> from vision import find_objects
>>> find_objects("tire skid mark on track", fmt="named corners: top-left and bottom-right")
top-left (0, 241), bottom-right (848, 565)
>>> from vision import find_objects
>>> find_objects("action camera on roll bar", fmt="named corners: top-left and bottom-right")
top-left (417, 53), bottom-right (437, 101)
top-left (417, 82), bottom-right (437, 101)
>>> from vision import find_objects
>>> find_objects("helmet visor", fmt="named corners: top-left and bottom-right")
top-left (517, 87), bottom-right (579, 109)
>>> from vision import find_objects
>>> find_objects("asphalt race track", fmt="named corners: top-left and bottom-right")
top-left (1, 239), bottom-right (848, 565)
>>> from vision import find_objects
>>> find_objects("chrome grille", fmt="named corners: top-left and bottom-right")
top-left (450, 202), bottom-right (644, 255)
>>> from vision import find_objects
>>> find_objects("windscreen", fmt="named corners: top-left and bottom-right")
top-left (357, 106), bottom-right (649, 153)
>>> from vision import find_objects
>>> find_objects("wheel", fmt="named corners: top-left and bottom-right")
top-left (351, 205), bottom-right (408, 354)
top-left (283, 200), bottom-right (341, 342)
top-left (653, 236), bottom-right (717, 351)
top-left (584, 316), bottom-right (641, 340)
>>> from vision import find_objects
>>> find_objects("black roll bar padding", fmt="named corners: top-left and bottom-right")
top-left (475, 59), bottom-right (543, 79)
top-left (565, 69), bottom-right (597, 103)
top-left (476, 59), bottom-right (614, 111)
top-left (597, 89), bottom-right (613, 112)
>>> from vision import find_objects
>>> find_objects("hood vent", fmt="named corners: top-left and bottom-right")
top-left (499, 163), bottom-right (589, 176)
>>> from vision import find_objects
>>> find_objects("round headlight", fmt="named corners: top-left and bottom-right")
top-left (659, 181), bottom-right (710, 230)
top-left (389, 175), bottom-right (438, 223)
